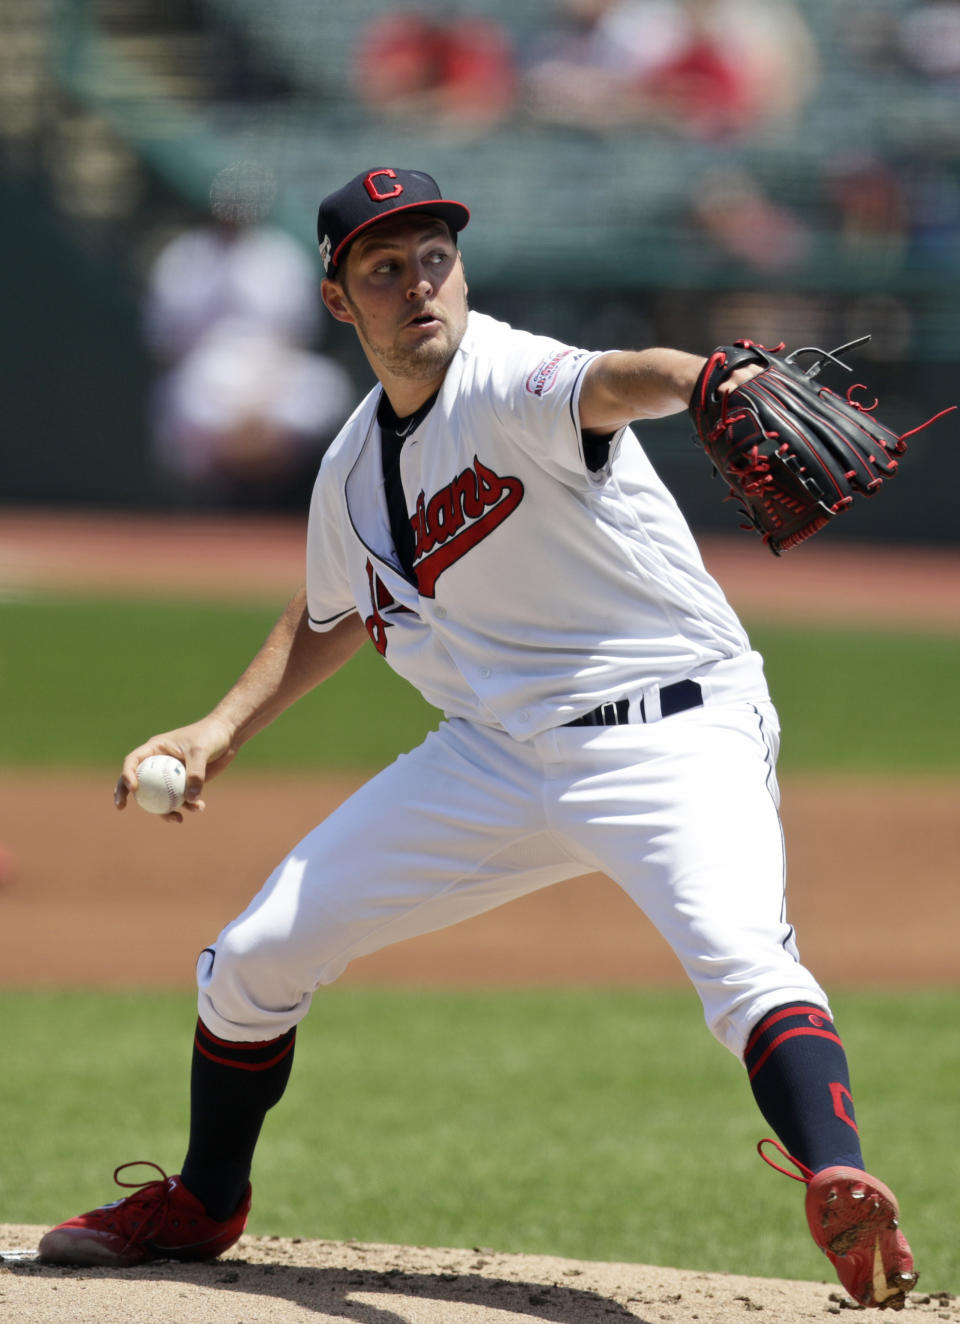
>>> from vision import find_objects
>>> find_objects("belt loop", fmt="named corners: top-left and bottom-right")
top-left (643, 685), bottom-right (662, 723)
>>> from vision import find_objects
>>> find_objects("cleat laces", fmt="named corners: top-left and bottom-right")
top-left (102, 1162), bottom-right (177, 1254)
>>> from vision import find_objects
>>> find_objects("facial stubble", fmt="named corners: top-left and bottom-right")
top-left (341, 283), bottom-right (469, 386)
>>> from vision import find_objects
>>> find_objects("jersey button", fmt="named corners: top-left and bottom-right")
top-left (518, 710), bottom-right (530, 723)
top-left (479, 666), bottom-right (492, 679)
top-left (435, 606), bottom-right (447, 619)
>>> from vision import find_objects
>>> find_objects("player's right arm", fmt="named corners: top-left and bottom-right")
top-left (115, 587), bottom-right (367, 822)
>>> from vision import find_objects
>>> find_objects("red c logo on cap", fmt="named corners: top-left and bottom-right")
top-left (364, 169), bottom-right (402, 202)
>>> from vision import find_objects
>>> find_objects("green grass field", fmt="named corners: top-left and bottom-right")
top-left (2, 594), bottom-right (958, 1290)
top-left (2, 596), bottom-right (959, 771)
top-left (2, 987), bottom-right (957, 1290)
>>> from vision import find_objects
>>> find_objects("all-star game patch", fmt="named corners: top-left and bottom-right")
top-left (525, 348), bottom-right (576, 397)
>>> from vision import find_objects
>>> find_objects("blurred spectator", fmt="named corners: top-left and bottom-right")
top-left (706, 291), bottom-right (833, 355)
top-left (144, 220), bottom-right (319, 362)
top-left (838, 6), bottom-right (903, 71)
top-left (143, 161), bottom-right (356, 510)
top-left (523, 0), bottom-right (818, 138)
top-left (823, 153), bottom-right (909, 270)
top-left (148, 317), bottom-right (356, 508)
top-left (897, 1), bottom-right (960, 79)
top-left (904, 162), bottom-right (960, 259)
top-left (690, 167), bottom-right (813, 271)
top-left (352, 9), bottom-right (516, 134)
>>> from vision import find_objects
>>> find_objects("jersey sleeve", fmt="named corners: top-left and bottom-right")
top-left (305, 454), bottom-right (357, 632)
top-left (481, 325), bottom-right (628, 487)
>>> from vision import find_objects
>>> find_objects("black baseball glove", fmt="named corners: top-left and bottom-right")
top-left (689, 336), bottom-right (953, 555)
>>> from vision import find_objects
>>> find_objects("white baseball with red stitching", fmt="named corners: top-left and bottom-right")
top-left (134, 755), bottom-right (186, 815)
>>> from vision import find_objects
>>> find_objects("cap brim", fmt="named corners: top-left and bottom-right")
top-left (331, 199), bottom-right (470, 270)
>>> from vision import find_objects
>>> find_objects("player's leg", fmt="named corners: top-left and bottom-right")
top-left (197, 718), bottom-right (583, 1036)
top-left (39, 719), bottom-right (580, 1264)
top-left (179, 719), bottom-right (580, 1225)
top-left (548, 700), bottom-right (915, 1307)
top-left (180, 1020), bottom-right (296, 1222)
top-left (548, 698), bottom-right (824, 1052)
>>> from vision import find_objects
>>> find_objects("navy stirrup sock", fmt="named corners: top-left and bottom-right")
top-left (745, 1002), bottom-right (864, 1174)
top-left (181, 1019), bottom-right (296, 1222)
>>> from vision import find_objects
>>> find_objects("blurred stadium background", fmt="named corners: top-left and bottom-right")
top-left (2, 4), bottom-right (959, 1285)
top-left (2, 0), bottom-right (959, 543)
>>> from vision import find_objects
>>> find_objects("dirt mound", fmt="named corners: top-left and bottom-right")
top-left (4, 1226), bottom-right (957, 1323)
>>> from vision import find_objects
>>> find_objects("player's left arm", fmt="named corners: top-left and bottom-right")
top-left (578, 349), bottom-right (759, 432)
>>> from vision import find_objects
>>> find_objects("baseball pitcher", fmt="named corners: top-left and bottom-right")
top-left (40, 167), bottom-right (925, 1309)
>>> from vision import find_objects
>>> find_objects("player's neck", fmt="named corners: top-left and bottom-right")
top-left (378, 386), bottom-right (440, 437)
top-left (378, 375), bottom-right (446, 419)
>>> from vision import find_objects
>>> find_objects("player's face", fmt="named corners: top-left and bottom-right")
top-left (323, 217), bottom-right (468, 400)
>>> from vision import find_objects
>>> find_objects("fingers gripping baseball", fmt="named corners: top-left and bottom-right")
top-left (115, 715), bottom-right (237, 823)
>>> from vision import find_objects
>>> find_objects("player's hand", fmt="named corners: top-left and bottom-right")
top-left (717, 363), bottom-right (764, 395)
top-left (114, 715), bottom-right (238, 823)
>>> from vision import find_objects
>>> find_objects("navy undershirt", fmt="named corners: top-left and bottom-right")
top-left (377, 388), bottom-right (439, 583)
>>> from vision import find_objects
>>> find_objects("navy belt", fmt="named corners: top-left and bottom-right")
top-left (565, 679), bottom-right (703, 727)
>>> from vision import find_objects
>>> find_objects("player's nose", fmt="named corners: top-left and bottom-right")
top-left (406, 265), bottom-right (434, 298)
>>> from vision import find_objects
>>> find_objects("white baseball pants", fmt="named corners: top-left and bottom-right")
top-left (197, 654), bottom-right (830, 1059)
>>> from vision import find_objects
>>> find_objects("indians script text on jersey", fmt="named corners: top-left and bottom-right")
top-left (305, 312), bottom-right (750, 739)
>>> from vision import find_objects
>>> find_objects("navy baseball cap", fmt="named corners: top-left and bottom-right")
top-left (317, 168), bottom-right (470, 276)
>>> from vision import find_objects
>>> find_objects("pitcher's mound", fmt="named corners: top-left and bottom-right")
top-left (3, 1226), bottom-right (956, 1323)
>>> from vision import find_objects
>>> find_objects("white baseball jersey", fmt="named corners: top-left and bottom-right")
top-left (200, 308), bottom-right (830, 1061)
top-left (306, 310), bottom-right (754, 738)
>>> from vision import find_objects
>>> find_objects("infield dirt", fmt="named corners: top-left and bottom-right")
top-left (0, 768), bottom-right (957, 989)
top-left (2, 1225), bottom-right (959, 1324)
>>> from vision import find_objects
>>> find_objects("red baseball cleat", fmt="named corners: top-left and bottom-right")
top-left (759, 1139), bottom-right (918, 1310)
top-left (37, 1162), bottom-right (250, 1267)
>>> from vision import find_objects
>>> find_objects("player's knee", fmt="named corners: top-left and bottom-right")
top-left (196, 936), bottom-right (311, 1040)
top-left (706, 982), bottom-right (832, 1061)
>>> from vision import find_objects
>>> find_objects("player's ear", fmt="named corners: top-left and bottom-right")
top-left (321, 278), bottom-right (355, 325)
